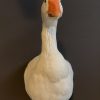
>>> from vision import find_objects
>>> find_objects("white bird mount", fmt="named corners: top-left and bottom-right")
top-left (24, 0), bottom-right (74, 100)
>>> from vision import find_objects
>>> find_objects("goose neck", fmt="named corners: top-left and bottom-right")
top-left (41, 24), bottom-right (58, 54)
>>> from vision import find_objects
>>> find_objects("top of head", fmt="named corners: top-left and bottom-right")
top-left (41, 0), bottom-right (63, 27)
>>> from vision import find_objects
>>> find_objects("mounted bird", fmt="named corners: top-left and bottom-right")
top-left (24, 0), bottom-right (74, 100)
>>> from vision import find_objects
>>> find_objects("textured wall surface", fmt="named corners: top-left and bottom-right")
top-left (0, 0), bottom-right (100, 100)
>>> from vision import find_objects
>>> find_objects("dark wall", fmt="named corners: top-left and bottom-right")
top-left (0, 0), bottom-right (100, 100)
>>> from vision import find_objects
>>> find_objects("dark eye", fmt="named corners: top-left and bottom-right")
top-left (44, 0), bottom-right (46, 3)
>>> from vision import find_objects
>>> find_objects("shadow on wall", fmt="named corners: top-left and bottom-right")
top-left (0, 0), bottom-right (42, 100)
top-left (18, 0), bottom-right (41, 19)
top-left (1, 64), bottom-right (30, 100)
top-left (70, 93), bottom-right (74, 100)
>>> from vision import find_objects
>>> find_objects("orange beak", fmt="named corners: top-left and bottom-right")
top-left (48, 0), bottom-right (61, 17)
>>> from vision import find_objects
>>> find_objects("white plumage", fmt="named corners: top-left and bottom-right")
top-left (24, 0), bottom-right (73, 100)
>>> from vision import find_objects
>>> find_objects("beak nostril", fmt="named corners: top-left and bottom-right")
top-left (44, 0), bottom-right (46, 3)
top-left (48, 13), bottom-right (55, 17)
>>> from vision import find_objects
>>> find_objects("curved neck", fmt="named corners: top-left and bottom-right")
top-left (41, 22), bottom-right (58, 54)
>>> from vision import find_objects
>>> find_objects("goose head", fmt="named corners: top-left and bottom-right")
top-left (41, 0), bottom-right (63, 27)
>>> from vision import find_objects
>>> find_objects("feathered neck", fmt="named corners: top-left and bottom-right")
top-left (41, 20), bottom-right (58, 54)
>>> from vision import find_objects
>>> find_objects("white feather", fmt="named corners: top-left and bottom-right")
top-left (24, 1), bottom-right (73, 100)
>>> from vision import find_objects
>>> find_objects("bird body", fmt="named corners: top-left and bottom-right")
top-left (24, 50), bottom-right (73, 100)
top-left (24, 0), bottom-right (73, 100)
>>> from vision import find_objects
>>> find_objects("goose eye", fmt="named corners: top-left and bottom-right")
top-left (44, 0), bottom-right (46, 3)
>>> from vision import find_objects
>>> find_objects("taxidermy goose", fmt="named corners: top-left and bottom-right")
top-left (24, 0), bottom-right (73, 100)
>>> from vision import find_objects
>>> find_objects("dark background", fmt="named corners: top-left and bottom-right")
top-left (0, 0), bottom-right (100, 100)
